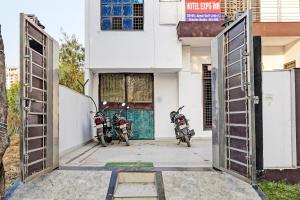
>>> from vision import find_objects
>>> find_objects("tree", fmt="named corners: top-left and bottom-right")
top-left (59, 32), bottom-right (85, 93)
top-left (0, 27), bottom-right (10, 198)
top-left (7, 82), bottom-right (20, 136)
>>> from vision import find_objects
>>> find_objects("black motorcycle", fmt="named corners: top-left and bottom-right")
top-left (112, 103), bottom-right (133, 146)
top-left (170, 106), bottom-right (195, 147)
top-left (92, 101), bottom-right (113, 147)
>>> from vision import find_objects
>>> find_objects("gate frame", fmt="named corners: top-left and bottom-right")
top-left (20, 13), bottom-right (59, 182)
top-left (212, 10), bottom-right (257, 185)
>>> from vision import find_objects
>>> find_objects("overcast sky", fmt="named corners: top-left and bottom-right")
top-left (0, 0), bottom-right (84, 68)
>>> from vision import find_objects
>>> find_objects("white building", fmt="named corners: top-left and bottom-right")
top-left (6, 66), bottom-right (19, 89)
top-left (84, 0), bottom-right (300, 165)
top-left (85, 0), bottom-right (216, 140)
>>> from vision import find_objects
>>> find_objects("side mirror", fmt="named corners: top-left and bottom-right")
top-left (103, 101), bottom-right (107, 105)
top-left (121, 103), bottom-right (126, 107)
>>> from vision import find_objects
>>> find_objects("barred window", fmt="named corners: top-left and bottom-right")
top-left (203, 65), bottom-right (212, 130)
top-left (101, 0), bottom-right (144, 31)
top-left (100, 74), bottom-right (126, 103)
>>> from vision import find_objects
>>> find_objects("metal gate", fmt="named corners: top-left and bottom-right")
top-left (212, 11), bottom-right (258, 184)
top-left (20, 14), bottom-right (59, 182)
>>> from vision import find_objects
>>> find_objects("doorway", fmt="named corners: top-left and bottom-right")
top-left (99, 73), bottom-right (154, 140)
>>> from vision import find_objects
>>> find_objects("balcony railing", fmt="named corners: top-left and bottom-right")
top-left (221, 0), bottom-right (300, 22)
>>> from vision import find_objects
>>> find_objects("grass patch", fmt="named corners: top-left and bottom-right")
top-left (259, 181), bottom-right (300, 200)
top-left (105, 162), bottom-right (154, 168)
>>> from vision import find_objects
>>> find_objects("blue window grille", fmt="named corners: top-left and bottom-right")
top-left (101, 0), bottom-right (144, 31)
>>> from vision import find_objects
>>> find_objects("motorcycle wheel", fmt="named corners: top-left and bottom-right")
top-left (105, 136), bottom-right (113, 143)
top-left (185, 135), bottom-right (191, 147)
top-left (124, 134), bottom-right (130, 146)
top-left (100, 135), bottom-right (108, 147)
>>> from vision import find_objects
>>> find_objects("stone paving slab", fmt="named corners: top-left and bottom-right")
top-left (10, 170), bottom-right (111, 200)
top-left (162, 171), bottom-right (260, 200)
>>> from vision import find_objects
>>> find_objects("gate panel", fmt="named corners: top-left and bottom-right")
top-left (20, 14), bottom-right (58, 182)
top-left (225, 12), bottom-right (255, 182)
top-left (212, 11), bottom-right (257, 184)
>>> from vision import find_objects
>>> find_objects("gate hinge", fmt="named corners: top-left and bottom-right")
top-left (253, 96), bottom-right (259, 105)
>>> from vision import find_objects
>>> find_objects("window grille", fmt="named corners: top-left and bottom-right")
top-left (203, 65), bottom-right (212, 129)
top-left (101, 0), bottom-right (144, 31)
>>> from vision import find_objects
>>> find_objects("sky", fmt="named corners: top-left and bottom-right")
top-left (0, 0), bottom-right (84, 68)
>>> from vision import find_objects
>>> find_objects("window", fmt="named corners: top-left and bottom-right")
top-left (101, 0), bottom-right (144, 31)
top-left (100, 74), bottom-right (126, 103)
top-left (127, 74), bottom-right (153, 103)
top-left (100, 73), bottom-right (153, 104)
top-left (203, 65), bottom-right (212, 130)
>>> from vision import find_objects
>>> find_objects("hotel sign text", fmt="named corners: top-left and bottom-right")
top-left (186, 0), bottom-right (221, 22)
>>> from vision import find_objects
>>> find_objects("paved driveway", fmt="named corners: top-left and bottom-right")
top-left (9, 170), bottom-right (261, 200)
top-left (60, 139), bottom-right (212, 168)
top-left (9, 139), bottom-right (261, 200)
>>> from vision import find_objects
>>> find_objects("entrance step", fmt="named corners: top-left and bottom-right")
top-left (114, 183), bottom-right (157, 199)
top-left (111, 172), bottom-right (160, 200)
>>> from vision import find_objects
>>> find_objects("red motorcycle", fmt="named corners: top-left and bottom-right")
top-left (92, 102), bottom-right (113, 147)
top-left (170, 106), bottom-right (195, 147)
top-left (112, 103), bottom-right (133, 146)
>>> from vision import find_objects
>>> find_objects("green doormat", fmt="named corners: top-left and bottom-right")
top-left (105, 162), bottom-right (154, 168)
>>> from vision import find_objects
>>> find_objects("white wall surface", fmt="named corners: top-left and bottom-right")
top-left (263, 71), bottom-right (296, 168)
top-left (262, 39), bottom-right (300, 71)
top-left (262, 46), bottom-right (285, 70)
top-left (179, 46), bottom-right (212, 138)
top-left (59, 86), bottom-right (93, 156)
top-left (284, 40), bottom-right (300, 67)
top-left (85, 0), bottom-right (182, 70)
top-left (154, 73), bottom-right (179, 138)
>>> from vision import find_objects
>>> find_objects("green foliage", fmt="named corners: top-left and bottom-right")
top-left (105, 162), bottom-right (154, 168)
top-left (7, 82), bottom-right (20, 136)
top-left (59, 32), bottom-right (85, 94)
top-left (259, 181), bottom-right (300, 200)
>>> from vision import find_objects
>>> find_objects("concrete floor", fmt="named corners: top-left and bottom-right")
top-left (10, 170), bottom-right (261, 200)
top-left (10, 140), bottom-right (261, 199)
top-left (60, 139), bottom-right (212, 168)
top-left (163, 171), bottom-right (260, 200)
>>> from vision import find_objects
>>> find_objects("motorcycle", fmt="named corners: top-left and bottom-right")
top-left (112, 103), bottom-right (133, 146)
top-left (170, 106), bottom-right (195, 147)
top-left (92, 101), bottom-right (113, 147)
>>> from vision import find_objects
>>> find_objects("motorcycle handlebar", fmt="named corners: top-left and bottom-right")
top-left (102, 106), bottom-right (110, 112)
top-left (177, 106), bottom-right (185, 112)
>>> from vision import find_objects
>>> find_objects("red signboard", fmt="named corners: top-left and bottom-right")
top-left (186, 0), bottom-right (221, 21)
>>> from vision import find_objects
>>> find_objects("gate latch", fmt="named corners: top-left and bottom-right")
top-left (253, 96), bottom-right (260, 105)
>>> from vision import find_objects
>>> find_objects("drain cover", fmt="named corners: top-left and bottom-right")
top-left (106, 171), bottom-right (165, 200)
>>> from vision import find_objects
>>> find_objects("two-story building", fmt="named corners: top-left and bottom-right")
top-left (84, 0), bottom-right (300, 142)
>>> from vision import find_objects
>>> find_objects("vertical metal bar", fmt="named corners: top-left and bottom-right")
top-left (225, 31), bottom-right (231, 170)
top-left (240, 49), bottom-right (245, 92)
top-left (20, 13), bottom-right (26, 181)
top-left (42, 33), bottom-right (46, 170)
top-left (248, 10), bottom-right (257, 185)
top-left (29, 50), bottom-right (33, 92)
top-left (242, 18), bottom-right (250, 177)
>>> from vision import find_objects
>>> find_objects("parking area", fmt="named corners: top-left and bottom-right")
top-left (60, 138), bottom-right (212, 168)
